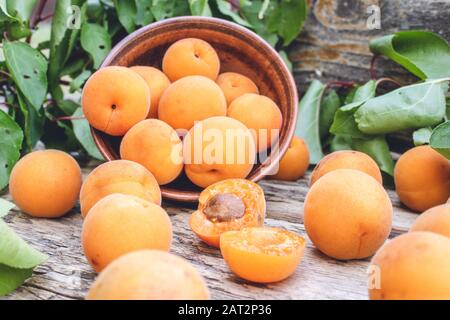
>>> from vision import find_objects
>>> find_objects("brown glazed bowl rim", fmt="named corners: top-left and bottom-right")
top-left (91, 16), bottom-right (298, 202)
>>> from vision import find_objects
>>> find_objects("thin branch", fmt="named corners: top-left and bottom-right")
top-left (369, 55), bottom-right (378, 80)
top-left (0, 70), bottom-right (11, 78)
top-left (30, 0), bottom-right (48, 29)
top-left (52, 116), bottom-right (85, 122)
top-left (376, 77), bottom-right (402, 88)
top-left (326, 81), bottom-right (357, 89)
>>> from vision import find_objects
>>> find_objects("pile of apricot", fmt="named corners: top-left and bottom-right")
top-left (82, 37), bottom-right (284, 189)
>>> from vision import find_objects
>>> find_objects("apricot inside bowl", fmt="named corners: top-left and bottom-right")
top-left (92, 16), bottom-right (298, 202)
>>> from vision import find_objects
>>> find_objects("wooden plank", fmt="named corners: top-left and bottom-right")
top-left (1, 163), bottom-right (417, 300)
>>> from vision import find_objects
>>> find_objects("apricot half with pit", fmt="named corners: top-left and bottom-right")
top-left (220, 227), bottom-right (306, 283)
top-left (190, 178), bottom-right (266, 247)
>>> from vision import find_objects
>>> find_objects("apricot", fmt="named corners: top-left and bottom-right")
top-left (220, 227), bottom-right (306, 283)
top-left (310, 150), bottom-right (382, 185)
top-left (271, 136), bottom-right (310, 181)
top-left (87, 250), bottom-right (209, 300)
top-left (9, 150), bottom-right (81, 218)
top-left (216, 72), bottom-right (259, 105)
top-left (130, 66), bottom-right (171, 118)
top-left (227, 93), bottom-right (282, 152)
top-left (120, 119), bottom-right (183, 185)
top-left (304, 169), bottom-right (392, 260)
top-left (158, 76), bottom-right (226, 130)
top-left (190, 179), bottom-right (266, 247)
top-left (183, 116), bottom-right (256, 188)
top-left (162, 38), bottom-right (220, 81)
top-left (82, 66), bottom-right (150, 136)
top-left (82, 194), bottom-right (172, 272)
top-left (394, 146), bottom-right (450, 212)
top-left (80, 160), bottom-right (161, 217)
top-left (369, 232), bottom-right (450, 300)
top-left (410, 204), bottom-right (450, 238)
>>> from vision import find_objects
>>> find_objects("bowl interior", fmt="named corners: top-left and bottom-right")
top-left (93, 17), bottom-right (298, 202)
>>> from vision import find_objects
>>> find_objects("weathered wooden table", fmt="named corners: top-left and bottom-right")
top-left (1, 163), bottom-right (417, 300)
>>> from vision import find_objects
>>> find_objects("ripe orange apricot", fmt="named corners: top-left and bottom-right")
top-left (162, 38), bottom-right (220, 81)
top-left (227, 93), bottom-right (282, 152)
top-left (271, 136), bottom-right (310, 181)
top-left (190, 179), bottom-right (266, 247)
top-left (130, 66), bottom-right (171, 118)
top-left (369, 232), bottom-right (450, 300)
top-left (82, 66), bottom-right (150, 136)
top-left (410, 204), bottom-right (450, 238)
top-left (82, 194), bottom-right (172, 272)
top-left (158, 75), bottom-right (227, 130)
top-left (216, 72), bottom-right (259, 105)
top-left (183, 116), bottom-right (256, 188)
top-left (304, 169), bottom-right (392, 260)
top-left (310, 150), bottom-right (382, 185)
top-left (9, 150), bottom-right (81, 218)
top-left (87, 250), bottom-right (209, 300)
top-left (394, 146), bottom-right (450, 212)
top-left (220, 227), bottom-right (306, 283)
top-left (80, 160), bottom-right (161, 217)
top-left (120, 119), bottom-right (183, 185)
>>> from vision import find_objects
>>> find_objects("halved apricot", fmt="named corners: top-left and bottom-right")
top-left (220, 227), bottom-right (306, 283)
top-left (189, 179), bottom-right (265, 248)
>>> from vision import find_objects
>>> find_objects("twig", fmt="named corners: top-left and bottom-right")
top-left (30, 0), bottom-right (48, 29)
top-left (376, 77), bottom-right (402, 88)
top-left (326, 81), bottom-right (357, 89)
top-left (0, 70), bottom-right (11, 78)
top-left (369, 55), bottom-right (378, 80)
top-left (3, 31), bottom-right (10, 41)
top-left (52, 116), bottom-right (85, 122)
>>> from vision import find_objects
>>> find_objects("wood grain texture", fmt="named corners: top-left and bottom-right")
top-left (1, 162), bottom-right (418, 300)
top-left (291, 0), bottom-right (450, 92)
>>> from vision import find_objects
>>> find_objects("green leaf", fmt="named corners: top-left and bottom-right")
top-left (330, 80), bottom-right (377, 139)
top-left (296, 80), bottom-right (326, 164)
top-left (352, 136), bottom-right (395, 176)
top-left (72, 107), bottom-right (104, 160)
top-left (430, 120), bottom-right (450, 159)
top-left (48, 0), bottom-right (86, 98)
top-left (135, 0), bottom-right (154, 26)
top-left (319, 89), bottom-right (340, 138)
top-left (70, 69), bottom-right (91, 93)
top-left (355, 79), bottom-right (448, 135)
top-left (80, 23), bottom-right (111, 69)
top-left (0, 109), bottom-right (23, 190)
top-left (0, 199), bottom-right (15, 218)
top-left (216, 0), bottom-right (252, 27)
top-left (272, 0), bottom-right (307, 46)
top-left (329, 135), bottom-right (352, 152)
top-left (3, 41), bottom-right (48, 112)
top-left (16, 92), bottom-right (44, 151)
top-left (370, 31), bottom-right (450, 80)
top-left (5, 0), bottom-right (37, 22)
top-left (58, 99), bottom-right (79, 116)
top-left (0, 264), bottom-right (33, 296)
top-left (412, 127), bottom-right (432, 146)
top-left (113, 0), bottom-right (136, 33)
top-left (0, 220), bottom-right (48, 269)
top-left (278, 50), bottom-right (292, 72)
top-left (189, 0), bottom-right (212, 16)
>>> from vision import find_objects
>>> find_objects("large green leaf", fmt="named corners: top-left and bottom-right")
top-left (3, 41), bottom-right (48, 112)
top-left (0, 199), bottom-right (15, 218)
top-left (370, 31), bottom-right (450, 80)
top-left (269, 0), bottom-right (307, 45)
top-left (113, 0), bottom-right (136, 33)
top-left (351, 136), bottom-right (394, 176)
top-left (80, 23), bottom-right (111, 69)
top-left (0, 109), bottom-right (23, 190)
top-left (5, 0), bottom-right (37, 22)
top-left (319, 89), bottom-right (340, 138)
top-left (16, 93), bottom-right (44, 151)
top-left (430, 120), bottom-right (450, 159)
top-left (0, 264), bottom-right (32, 296)
top-left (330, 80), bottom-right (377, 139)
top-left (135, 0), bottom-right (154, 26)
top-left (355, 79), bottom-right (448, 134)
top-left (216, 0), bottom-right (252, 27)
top-left (48, 0), bottom-right (86, 99)
top-left (0, 220), bottom-right (48, 269)
top-left (189, 0), bottom-right (212, 16)
top-left (151, 0), bottom-right (190, 21)
top-left (296, 80), bottom-right (326, 164)
top-left (72, 107), bottom-right (104, 160)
